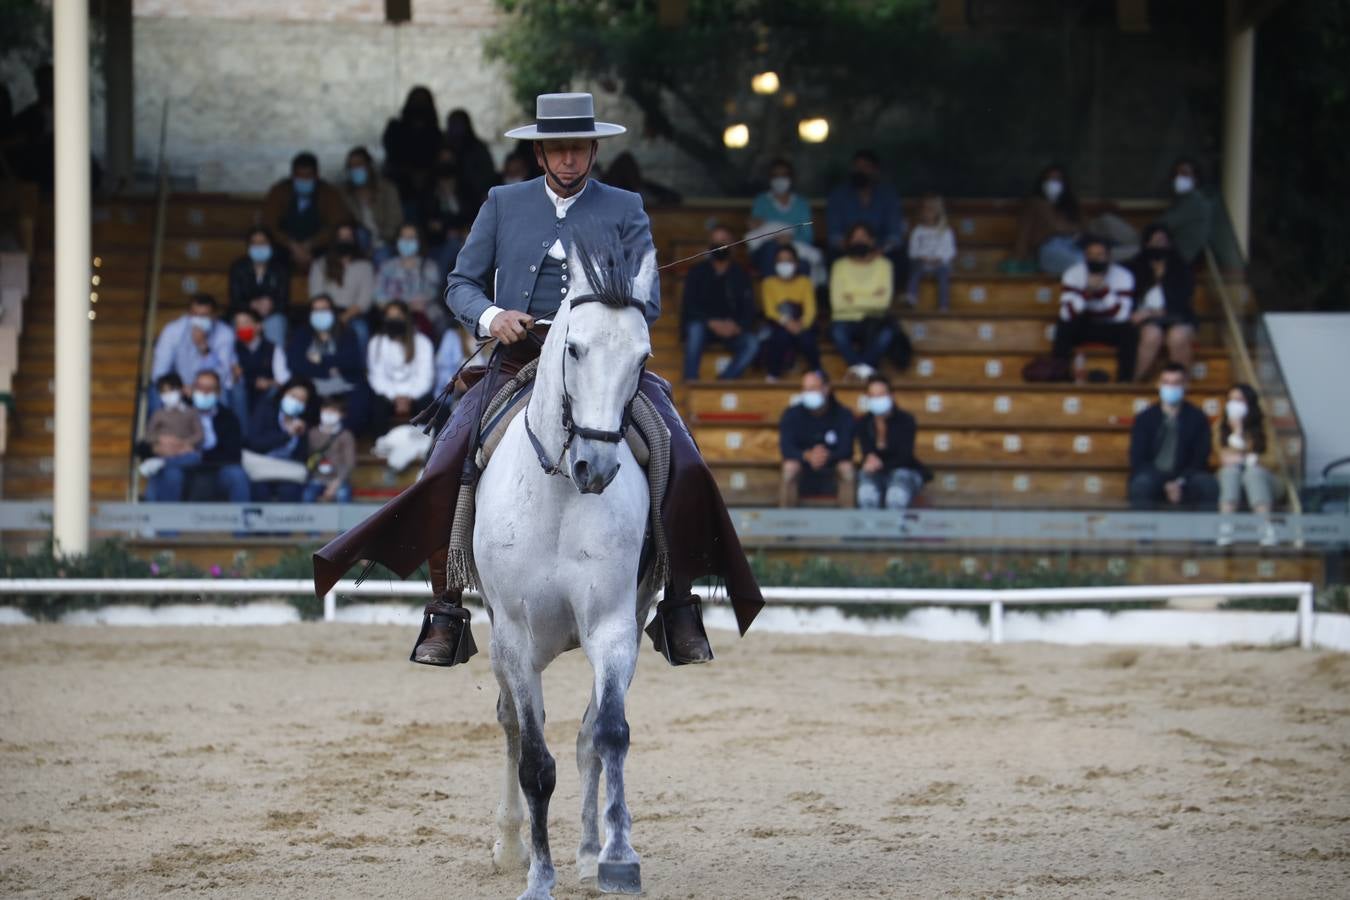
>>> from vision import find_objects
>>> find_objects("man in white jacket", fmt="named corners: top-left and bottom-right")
top-left (1051, 235), bottom-right (1137, 382)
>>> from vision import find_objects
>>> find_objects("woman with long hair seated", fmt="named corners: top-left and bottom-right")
top-left (1215, 383), bottom-right (1280, 547)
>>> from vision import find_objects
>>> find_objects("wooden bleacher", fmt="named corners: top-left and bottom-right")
top-left (0, 192), bottom-right (1322, 586)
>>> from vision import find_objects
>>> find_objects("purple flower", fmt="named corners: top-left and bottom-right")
top-left (149, 562), bottom-right (160, 575)
top-left (210, 565), bottom-right (222, 577)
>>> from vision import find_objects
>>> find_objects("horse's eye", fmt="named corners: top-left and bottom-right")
top-left (567, 344), bottom-right (580, 360)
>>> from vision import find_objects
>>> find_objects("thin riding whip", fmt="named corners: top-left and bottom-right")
top-left (656, 221), bottom-right (814, 271)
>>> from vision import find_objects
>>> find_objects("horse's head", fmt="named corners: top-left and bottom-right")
top-left (548, 236), bottom-right (656, 494)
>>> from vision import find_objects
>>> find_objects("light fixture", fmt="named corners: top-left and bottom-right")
top-left (723, 123), bottom-right (750, 149)
top-left (751, 71), bottom-right (780, 95)
top-left (797, 117), bottom-right (830, 143)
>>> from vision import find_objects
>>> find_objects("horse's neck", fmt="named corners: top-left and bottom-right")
top-left (525, 303), bottom-right (570, 460)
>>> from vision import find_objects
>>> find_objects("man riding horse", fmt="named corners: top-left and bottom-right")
top-left (312, 92), bottom-right (763, 667)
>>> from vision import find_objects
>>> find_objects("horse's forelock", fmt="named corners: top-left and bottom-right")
top-left (571, 228), bottom-right (641, 311)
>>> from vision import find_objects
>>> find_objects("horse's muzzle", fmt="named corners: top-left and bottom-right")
top-left (569, 444), bottom-right (621, 494)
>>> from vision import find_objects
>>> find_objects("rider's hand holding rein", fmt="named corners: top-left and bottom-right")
top-left (490, 309), bottom-right (535, 345)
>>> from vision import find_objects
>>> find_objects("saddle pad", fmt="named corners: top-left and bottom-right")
top-left (475, 379), bottom-right (652, 470)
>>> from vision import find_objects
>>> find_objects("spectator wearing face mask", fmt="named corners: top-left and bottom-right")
top-left (1012, 163), bottom-right (1085, 275)
top-left (303, 396), bottom-right (357, 503)
top-left (227, 226), bottom-right (290, 316)
top-left (747, 158), bottom-right (823, 280)
top-left (275, 295), bottom-right (371, 435)
top-left (172, 370), bottom-right (251, 503)
top-left (150, 293), bottom-right (237, 411)
top-left (1159, 157), bottom-right (1214, 264)
top-left (830, 223), bottom-right (900, 380)
top-left (681, 224), bottom-right (761, 381)
top-left (340, 145), bottom-right (403, 265)
top-left (905, 194), bottom-right (957, 310)
top-left (309, 221), bottom-right (375, 349)
top-left (1127, 362), bottom-right (1218, 510)
top-left (138, 372), bottom-right (205, 498)
top-left (778, 369), bottom-right (856, 508)
top-left (247, 378), bottom-right (316, 502)
top-left (826, 150), bottom-right (906, 275)
top-left (759, 244), bottom-right (820, 379)
top-left (855, 374), bottom-right (928, 510)
top-left (262, 151), bottom-right (346, 269)
top-left (376, 223), bottom-right (447, 336)
top-left (1129, 223), bottom-right (1196, 381)
top-left (500, 154), bottom-right (532, 186)
top-left (228, 308), bottom-right (277, 439)
top-left (1215, 383), bottom-right (1279, 546)
top-left (367, 300), bottom-right (436, 436)
top-left (1051, 235), bottom-right (1137, 382)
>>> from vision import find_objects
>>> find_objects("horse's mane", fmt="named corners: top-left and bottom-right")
top-left (570, 226), bottom-right (639, 310)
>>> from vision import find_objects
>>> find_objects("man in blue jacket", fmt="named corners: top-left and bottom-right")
top-left (314, 93), bottom-right (764, 669)
top-left (778, 369), bottom-right (857, 507)
top-left (1128, 362), bottom-right (1219, 509)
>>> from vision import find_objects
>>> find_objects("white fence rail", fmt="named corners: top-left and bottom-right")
top-left (0, 579), bottom-right (1317, 649)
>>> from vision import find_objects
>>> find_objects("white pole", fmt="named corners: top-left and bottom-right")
top-left (323, 590), bottom-right (337, 623)
top-left (988, 600), bottom-right (1004, 644)
top-left (53, 0), bottom-right (92, 555)
top-left (1221, 1), bottom-right (1254, 257)
top-left (1297, 585), bottom-right (1313, 650)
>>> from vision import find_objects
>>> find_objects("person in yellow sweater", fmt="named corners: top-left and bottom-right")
top-left (760, 244), bottom-right (821, 379)
top-left (829, 223), bottom-right (901, 379)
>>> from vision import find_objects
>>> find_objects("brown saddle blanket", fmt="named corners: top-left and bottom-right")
top-left (311, 342), bottom-right (764, 636)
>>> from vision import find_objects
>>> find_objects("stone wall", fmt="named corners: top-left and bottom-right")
top-left (129, 5), bottom-right (717, 195)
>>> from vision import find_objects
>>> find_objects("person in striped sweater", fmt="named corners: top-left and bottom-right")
top-left (1051, 235), bottom-right (1137, 382)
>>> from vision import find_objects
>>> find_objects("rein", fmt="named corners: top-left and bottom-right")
top-left (524, 293), bottom-right (647, 478)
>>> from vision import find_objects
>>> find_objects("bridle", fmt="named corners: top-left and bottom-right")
top-left (524, 293), bottom-right (647, 480)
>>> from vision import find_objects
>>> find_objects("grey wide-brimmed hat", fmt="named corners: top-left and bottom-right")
top-left (503, 92), bottom-right (626, 140)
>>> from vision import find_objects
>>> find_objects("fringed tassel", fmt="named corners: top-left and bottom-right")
top-left (446, 485), bottom-right (478, 590)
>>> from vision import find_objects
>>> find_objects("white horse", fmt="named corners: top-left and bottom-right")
top-left (473, 239), bottom-right (659, 900)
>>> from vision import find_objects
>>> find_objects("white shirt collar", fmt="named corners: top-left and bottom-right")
top-left (544, 179), bottom-right (587, 218)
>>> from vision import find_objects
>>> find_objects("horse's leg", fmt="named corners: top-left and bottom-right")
top-left (583, 623), bottom-right (642, 894)
top-left (492, 686), bottom-right (529, 873)
top-left (575, 687), bottom-right (601, 882)
top-left (497, 650), bottom-right (557, 900)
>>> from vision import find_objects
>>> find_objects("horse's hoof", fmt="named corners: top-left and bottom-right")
top-left (493, 837), bottom-right (530, 872)
top-left (577, 854), bottom-right (599, 883)
top-left (597, 861), bottom-right (641, 894)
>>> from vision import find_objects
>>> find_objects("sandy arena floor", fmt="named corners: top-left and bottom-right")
top-left (1, 622), bottom-right (1348, 899)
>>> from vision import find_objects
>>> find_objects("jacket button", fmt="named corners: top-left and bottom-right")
top-left (542, 240), bottom-right (550, 247)
top-left (521, 291), bottom-right (529, 298)
top-left (561, 274), bottom-right (568, 281)
top-left (529, 264), bottom-right (537, 272)
top-left (561, 262), bottom-right (568, 269)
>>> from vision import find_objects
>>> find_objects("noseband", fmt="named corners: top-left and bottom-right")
top-left (525, 293), bottom-right (647, 478)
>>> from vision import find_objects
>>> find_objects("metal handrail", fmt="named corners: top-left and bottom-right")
top-left (127, 100), bottom-right (171, 501)
top-left (1202, 247), bottom-right (1303, 516)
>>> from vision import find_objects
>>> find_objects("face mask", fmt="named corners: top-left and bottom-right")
top-left (247, 244), bottom-right (272, 264)
top-left (866, 396), bottom-right (893, 417)
top-left (770, 176), bottom-right (791, 195)
top-left (397, 238), bottom-right (419, 258)
top-left (192, 391), bottom-right (218, 412)
top-left (1146, 246), bottom-right (1169, 262)
top-left (1042, 179), bottom-right (1064, 202)
top-left (236, 325), bottom-right (257, 343)
top-left (384, 319), bottom-right (408, 338)
top-left (709, 245), bottom-right (730, 261)
top-left (850, 171), bottom-right (871, 189)
top-left (320, 410), bottom-right (343, 428)
top-left (847, 242), bottom-right (871, 259)
top-left (292, 177), bottom-right (315, 195)
top-left (1159, 384), bottom-right (1185, 406)
top-left (1173, 174), bottom-right (1195, 195)
top-left (1085, 258), bottom-right (1109, 275)
top-left (348, 166), bottom-right (369, 187)
top-left (335, 241), bottom-right (358, 258)
top-left (503, 175), bottom-right (524, 185)
top-left (1226, 400), bottom-right (1248, 421)
top-left (800, 390), bottom-right (826, 411)
top-left (280, 395), bottom-right (306, 417)
top-left (774, 261), bottom-right (797, 279)
top-left (159, 391), bottom-right (182, 409)
top-left (189, 314), bottom-right (214, 332)
top-left (310, 310), bottom-right (335, 332)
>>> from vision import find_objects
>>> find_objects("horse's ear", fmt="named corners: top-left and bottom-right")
top-left (565, 242), bottom-right (594, 299)
top-left (630, 249), bottom-right (658, 310)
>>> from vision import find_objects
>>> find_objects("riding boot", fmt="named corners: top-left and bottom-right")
top-left (411, 588), bottom-right (478, 667)
top-left (644, 591), bottom-right (713, 666)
